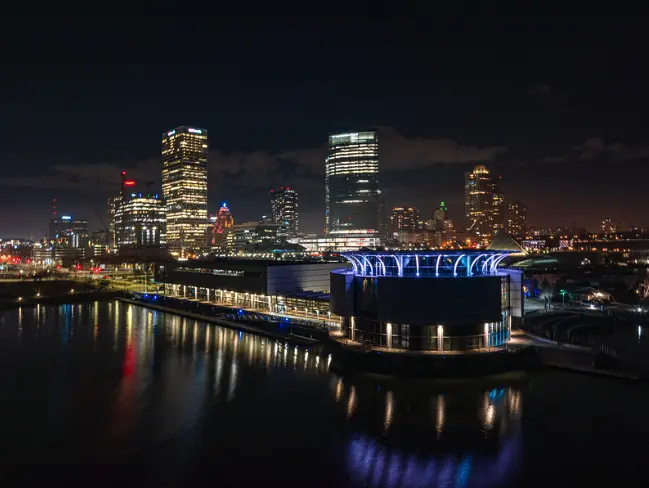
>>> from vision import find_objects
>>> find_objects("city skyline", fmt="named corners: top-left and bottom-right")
top-left (2, 16), bottom-right (649, 236)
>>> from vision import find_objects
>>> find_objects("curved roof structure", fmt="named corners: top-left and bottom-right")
top-left (487, 230), bottom-right (527, 254)
top-left (340, 250), bottom-right (512, 278)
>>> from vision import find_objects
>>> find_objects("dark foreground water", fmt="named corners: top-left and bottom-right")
top-left (0, 302), bottom-right (648, 486)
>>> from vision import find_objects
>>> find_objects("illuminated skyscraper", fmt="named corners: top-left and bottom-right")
top-left (161, 126), bottom-right (208, 255)
top-left (391, 206), bottom-right (419, 232)
top-left (207, 202), bottom-right (234, 250)
top-left (115, 193), bottom-right (166, 247)
top-left (325, 131), bottom-right (380, 235)
top-left (506, 201), bottom-right (527, 238)
top-left (108, 172), bottom-right (137, 251)
top-left (465, 164), bottom-right (503, 238)
top-left (270, 187), bottom-right (299, 234)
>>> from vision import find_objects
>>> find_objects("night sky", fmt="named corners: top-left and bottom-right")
top-left (2, 16), bottom-right (648, 238)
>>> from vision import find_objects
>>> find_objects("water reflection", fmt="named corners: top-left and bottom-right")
top-left (333, 378), bottom-right (523, 487)
top-left (0, 301), bottom-right (526, 486)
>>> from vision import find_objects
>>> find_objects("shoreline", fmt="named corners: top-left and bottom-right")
top-left (0, 291), bottom-right (126, 310)
top-left (2, 296), bottom-right (643, 381)
top-left (116, 297), bottom-right (318, 346)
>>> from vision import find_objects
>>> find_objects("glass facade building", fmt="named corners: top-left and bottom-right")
top-left (392, 206), bottom-right (419, 233)
top-left (465, 164), bottom-right (504, 238)
top-left (161, 126), bottom-right (208, 256)
top-left (325, 131), bottom-right (380, 235)
top-left (270, 187), bottom-right (299, 234)
top-left (115, 193), bottom-right (166, 247)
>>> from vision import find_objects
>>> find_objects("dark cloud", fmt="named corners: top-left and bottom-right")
top-left (528, 83), bottom-right (552, 96)
top-left (539, 156), bottom-right (567, 163)
top-left (0, 127), bottom-right (508, 192)
top-left (572, 137), bottom-right (649, 161)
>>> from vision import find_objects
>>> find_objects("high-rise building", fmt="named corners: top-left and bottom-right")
top-left (506, 201), bottom-right (527, 238)
top-left (207, 202), bottom-right (234, 250)
top-left (108, 195), bottom-right (120, 250)
top-left (429, 201), bottom-right (454, 231)
top-left (325, 131), bottom-right (380, 235)
top-left (115, 192), bottom-right (166, 248)
top-left (377, 198), bottom-right (389, 236)
top-left (161, 126), bottom-right (208, 256)
top-left (270, 187), bottom-right (299, 234)
top-left (434, 201), bottom-right (448, 222)
top-left (465, 164), bottom-right (503, 238)
top-left (48, 215), bottom-right (89, 248)
top-left (227, 221), bottom-right (288, 252)
top-left (492, 175), bottom-right (504, 232)
top-left (391, 206), bottom-right (419, 232)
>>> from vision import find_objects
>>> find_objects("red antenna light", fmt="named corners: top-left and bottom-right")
top-left (124, 180), bottom-right (136, 186)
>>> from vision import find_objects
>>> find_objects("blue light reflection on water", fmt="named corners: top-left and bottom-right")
top-left (0, 301), bottom-right (532, 486)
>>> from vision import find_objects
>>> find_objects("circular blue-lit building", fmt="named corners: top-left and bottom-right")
top-left (330, 250), bottom-right (523, 354)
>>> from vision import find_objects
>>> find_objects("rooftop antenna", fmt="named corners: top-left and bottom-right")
top-left (52, 198), bottom-right (57, 218)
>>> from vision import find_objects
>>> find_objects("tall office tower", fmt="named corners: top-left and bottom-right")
top-left (161, 126), bottom-right (208, 256)
top-left (434, 201), bottom-right (448, 222)
top-left (107, 172), bottom-right (136, 251)
top-left (491, 175), bottom-right (504, 232)
top-left (48, 215), bottom-right (89, 248)
top-left (391, 206), bottom-right (420, 232)
top-left (465, 164), bottom-right (503, 238)
top-left (377, 198), bottom-right (389, 235)
top-left (430, 201), bottom-right (454, 231)
top-left (207, 202), bottom-right (234, 250)
top-left (115, 193), bottom-right (166, 247)
top-left (108, 195), bottom-right (120, 250)
top-left (325, 131), bottom-right (380, 235)
top-left (506, 201), bottom-right (527, 238)
top-left (270, 187), bottom-right (299, 234)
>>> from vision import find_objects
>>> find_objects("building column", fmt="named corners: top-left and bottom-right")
top-left (484, 323), bottom-right (490, 349)
top-left (386, 322), bottom-right (392, 349)
top-left (350, 316), bottom-right (356, 342)
top-left (206, 289), bottom-right (210, 302)
top-left (183, 285), bottom-right (187, 298)
top-left (437, 325), bottom-right (444, 353)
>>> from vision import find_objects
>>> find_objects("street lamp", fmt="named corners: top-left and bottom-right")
top-left (560, 290), bottom-right (568, 309)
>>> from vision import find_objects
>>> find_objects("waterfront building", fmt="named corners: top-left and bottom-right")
top-left (325, 131), bottom-right (380, 235)
top-left (330, 250), bottom-right (523, 353)
top-left (158, 259), bottom-right (349, 323)
top-left (391, 206), bottom-right (419, 233)
top-left (270, 187), bottom-right (299, 235)
top-left (297, 234), bottom-right (382, 252)
top-left (161, 126), bottom-right (208, 256)
top-left (465, 165), bottom-right (504, 238)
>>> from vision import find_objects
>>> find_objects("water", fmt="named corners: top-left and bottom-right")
top-left (0, 302), bottom-right (648, 486)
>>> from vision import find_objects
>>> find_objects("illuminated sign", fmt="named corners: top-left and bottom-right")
top-left (124, 180), bottom-right (136, 186)
top-left (61, 216), bottom-right (72, 220)
top-left (167, 130), bottom-right (175, 136)
top-left (187, 128), bottom-right (202, 134)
